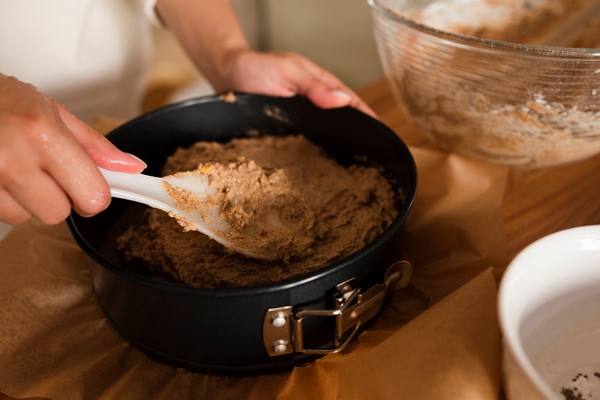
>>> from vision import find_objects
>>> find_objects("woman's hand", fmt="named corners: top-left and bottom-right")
top-left (209, 49), bottom-right (377, 118)
top-left (0, 74), bottom-right (146, 225)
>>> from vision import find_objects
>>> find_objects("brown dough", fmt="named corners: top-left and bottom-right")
top-left (162, 157), bottom-right (316, 262)
top-left (116, 135), bottom-right (401, 288)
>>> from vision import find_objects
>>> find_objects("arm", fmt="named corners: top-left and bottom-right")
top-left (0, 74), bottom-right (146, 225)
top-left (155, 0), bottom-right (377, 118)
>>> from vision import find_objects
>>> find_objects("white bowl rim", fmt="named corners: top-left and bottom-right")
top-left (498, 224), bottom-right (600, 399)
top-left (368, 0), bottom-right (600, 59)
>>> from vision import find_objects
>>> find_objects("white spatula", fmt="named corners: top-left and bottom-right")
top-left (99, 165), bottom-right (315, 262)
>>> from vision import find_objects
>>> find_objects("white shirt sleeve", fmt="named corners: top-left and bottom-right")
top-left (0, 0), bottom-right (154, 123)
top-left (143, 0), bottom-right (164, 27)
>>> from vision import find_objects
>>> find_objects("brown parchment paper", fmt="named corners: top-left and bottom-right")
top-left (0, 116), bottom-right (508, 400)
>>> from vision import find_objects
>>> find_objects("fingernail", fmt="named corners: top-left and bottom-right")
top-left (126, 152), bottom-right (147, 169)
top-left (333, 90), bottom-right (352, 101)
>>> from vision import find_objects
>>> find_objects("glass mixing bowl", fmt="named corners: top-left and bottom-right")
top-left (368, 0), bottom-right (600, 168)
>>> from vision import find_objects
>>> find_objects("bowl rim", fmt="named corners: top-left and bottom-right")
top-left (368, 0), bottom-right (600, 60)
top-left (67, 93), bottom-right (419, 297)
top-left (498, 224), bottom-right (600, 399)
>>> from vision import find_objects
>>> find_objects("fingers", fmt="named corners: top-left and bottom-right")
top-left (54, 101), bottom-right (147, 173)
top-left (0, 188), bottom-right (31, 225)
top-left (290, 55), bottom-right (378, 119)
top-left (222, 51), bottom-right (378, 119)
top-left (36, 109), bottom-right (114, 218)
top-left (40, 143), bottom-right (112, 219)
top-left (0, 107), bottom-right (110, 223)
top-left (0, 75), bottom-right (145, 226)
top-left (0, 167), bottom-right (74, 225)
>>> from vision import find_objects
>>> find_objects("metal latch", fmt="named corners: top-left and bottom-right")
top-left (262, 260), bottom-right (413, 357)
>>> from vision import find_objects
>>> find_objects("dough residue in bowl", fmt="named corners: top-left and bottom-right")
top-left (378, 0), bottom-right (600, 167)
top-left (405, 0), bottom-right (600, 47)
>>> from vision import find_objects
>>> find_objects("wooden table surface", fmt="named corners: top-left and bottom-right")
top-left (358, 78), bottom-right (600, 261)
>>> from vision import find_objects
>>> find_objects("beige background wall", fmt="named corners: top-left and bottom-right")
top-left (261, 0), bottom-right (384, 89)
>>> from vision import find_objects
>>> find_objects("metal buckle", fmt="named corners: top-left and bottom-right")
top-left (262, 260), bottom-right (413, 357)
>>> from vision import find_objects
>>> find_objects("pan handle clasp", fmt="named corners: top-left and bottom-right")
top-left (262, 260), bottom-right (413, 357)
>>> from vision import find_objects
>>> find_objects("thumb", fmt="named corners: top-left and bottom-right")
top-left (54, 101), bottom-right (147, 173)
top-left (303, 81), bottom-right (378, 119)
top-left (293, 64), bottom-right (378, 118)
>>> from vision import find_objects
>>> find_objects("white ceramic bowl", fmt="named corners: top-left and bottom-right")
top-left (499, 225), bottom-right (600, 399)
